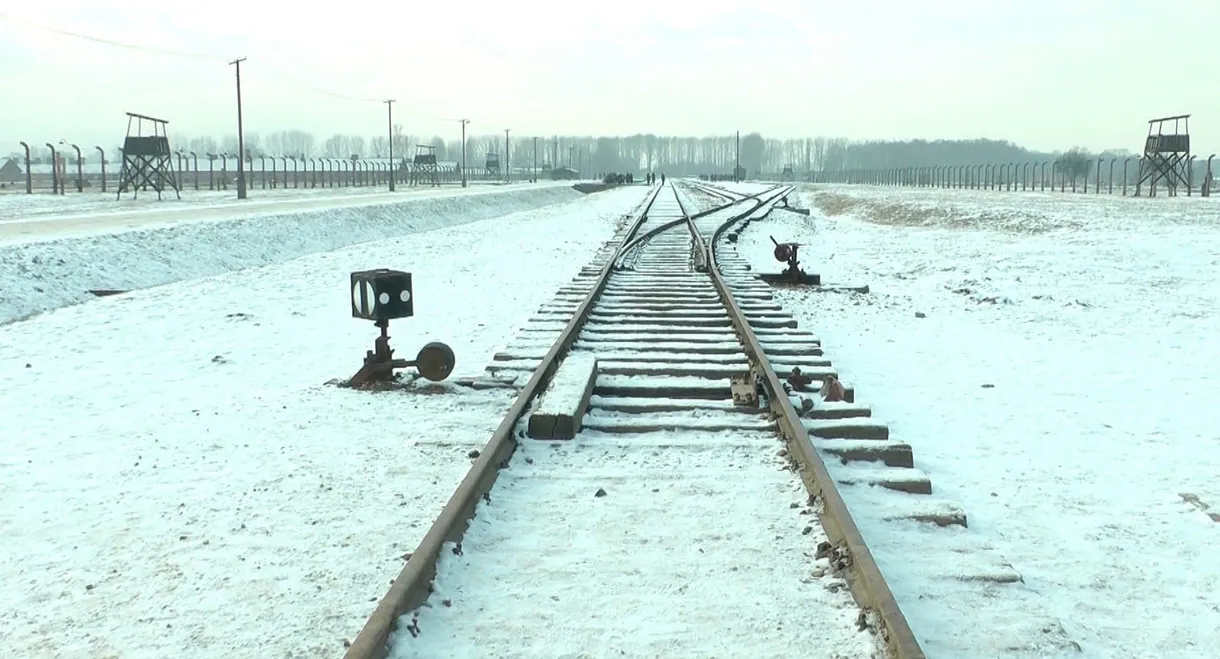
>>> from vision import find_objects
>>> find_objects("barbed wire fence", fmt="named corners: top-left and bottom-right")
top-left (806, 156), bottom-right (1216, 198)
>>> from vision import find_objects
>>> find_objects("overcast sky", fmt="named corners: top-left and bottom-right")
top-left (1, 1), bottom-right (1215, 153)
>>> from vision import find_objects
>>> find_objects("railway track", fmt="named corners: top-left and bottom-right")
top-left (346, 181), bottom-right (925, 658)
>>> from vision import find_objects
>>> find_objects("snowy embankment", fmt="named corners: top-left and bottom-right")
top-left (736, 184), bottom-right (1220, 659)
top-left (0, 183), bottom-right (582, 324)
top-left (0, 182), bottom-right (564, 222)
top-left (0, 186), bottom-right (647, 659)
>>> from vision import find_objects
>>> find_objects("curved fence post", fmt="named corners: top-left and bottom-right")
top-left (1204, 155), bottom-right (1215, 197)
top-left (18, 142), bottom-right (32, 194)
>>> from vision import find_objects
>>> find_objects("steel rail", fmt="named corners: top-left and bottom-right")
top-left (687, 179), bottom-right (747, 201)
top-left (616, 189), bottom-right (768, 266)
top-left (347, 181), bottom-right (915, 659)
top-left (343, 183), bottom-right (665, 659)
top-left (343, 182), bottom-right (770, 659)
top-left (683, 182), bottom-right (927, 658)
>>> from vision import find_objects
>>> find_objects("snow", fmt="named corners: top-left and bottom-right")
top-left (388, 188), bottom-right (883, 658)
top-left (0, 181), bottom-right (572, 228)
top-left (702, 181), bottom-right (776, 197)
top-left (734, 183), bottom-right (1220, 659)
top-left (529, 352), bottom-right (598, 417)
top-left (633, 181), bottom-right (686, 233)
top-left (390, 429), bottom-right (884, 659)
top-left (582, 408), bottom-right (774, 432)
top-left (0, 183), bottom-right (582, 324)
top-left (0, 186), bottom-right (646, 659)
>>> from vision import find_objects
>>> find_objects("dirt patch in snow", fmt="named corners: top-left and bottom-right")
top-left (811, 191), bottom-right (1072, 234)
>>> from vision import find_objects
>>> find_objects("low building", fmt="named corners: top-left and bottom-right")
top-left (0, 158), bottom-right (22, 183)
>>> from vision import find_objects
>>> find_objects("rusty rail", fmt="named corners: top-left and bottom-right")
top-left (341, 182), bottom-right (781, 659)
top-left (687, 179), bottom-right (748, 201)
top-left (688, 183), bottom-right (927, 658)
top-left (344, 182), bottom-right (817, 659)
top-left (342, 183), bottom-right (662, 659)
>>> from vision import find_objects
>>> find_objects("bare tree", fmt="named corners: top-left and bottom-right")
top-left (189, 136), bottom-right (218, 155)
top-left (390, 124), bottom-right (410, 160)
top-left (263, 131), bottom-right (285, 156)
top-left (369, 135), bottom-right (389, 157)
top-left (243, 131), bottom-right (261, 156)
top-left (428, 135), bottom-right (447, 161)
top-left (812, 137), bottom-right (827, 174)
top-left (283, 130), bottom-right (315, 158)
top-left (323, 134), bottom-right (350, 158)
top-left (823, 137), bottom-right (848, 172)
top-left (740, 132), bottom-right (765, 174)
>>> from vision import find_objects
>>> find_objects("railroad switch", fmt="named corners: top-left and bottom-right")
top-left (773, 237), bottom-right (805, 281)
top-left (758, 236), bottom-right (821, 286)
top-left (345, 268), bottom-right (456, 388)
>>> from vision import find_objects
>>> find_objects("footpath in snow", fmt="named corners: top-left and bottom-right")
top-left (734, 183), bottom-right (1220, 659)
top-left (0, 183), bottom-right (582, 323)
top-left (0, 186), bottom-right (647, 659)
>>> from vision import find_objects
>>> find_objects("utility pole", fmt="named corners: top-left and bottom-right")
top-left (230, 57), bottom-right (248, 199)
top-left (459, 119), bottom-right (469, 187)
top-left (230, 58), bottom-right (248, 199)
top-left (532, 136), bottom-right (538, 183)
top-left (504, 129), bottom-right (510, 183)
top-left (735, 130), bottom-right (741, 183)
top-left (385, 99), bottom-right (395, 191)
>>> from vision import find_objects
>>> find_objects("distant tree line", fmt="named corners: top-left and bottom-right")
top-left (160, 132), bottom-right (1157, 179)
top-left (11, 129), bottom-right (1210, 184)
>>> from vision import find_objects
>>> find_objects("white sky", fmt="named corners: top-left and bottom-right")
top-left (1, 1), bottom-right (1216, 153)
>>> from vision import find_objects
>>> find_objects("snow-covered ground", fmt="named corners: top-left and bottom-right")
top-left (0, 182), bottom-right (576, 243)
top-left (0, 186), bottom-right (647, 659)
top-left (398, 433), bottom-right (882, 659)
top-left (392, 190), bottom-right (882, 658)
top-left (735, 184), bottom-right (1220, 659)
top-left (0, 184), bottom-right (584, 324)
top-left (0, 181), bottom-right (569, 222)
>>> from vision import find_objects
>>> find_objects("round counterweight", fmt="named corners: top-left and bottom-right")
top-left (415, 342), bottom-right (456, 382)
top-left (774, 243), bottom-right (793, 262)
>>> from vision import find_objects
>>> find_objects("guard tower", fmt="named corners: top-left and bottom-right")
top-left (780, 165), bottom-right (795, 182)
top-left (412, 144), bottom-right (438, 186)
top-left (485, 151), bottom-right (500, 177)
top-left (115, 112), bottom-right (180, 200)
top-left (1136, 114), bottom-right (1191, 197)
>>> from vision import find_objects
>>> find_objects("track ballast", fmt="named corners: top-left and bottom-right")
top-left (346, 181), bottom-right (922, 659)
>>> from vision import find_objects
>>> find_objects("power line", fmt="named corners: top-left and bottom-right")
top-left (0, 11), bottom-right (408, 108)
top-left (0, 11), bottom-right (225, 60)
top-left (256, 71), bottom-right (385, 104)
top-left (1, 11), bottom-right (502, 131)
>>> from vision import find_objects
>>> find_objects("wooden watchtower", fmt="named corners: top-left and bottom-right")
top-left (485, 151), bottom-right (500, 177)
top-left (412, 144), bottom-right (439, 186)
top-left (1136, 115), bottom-right (1191, 197)
top-left (115, 112), bottom-right (180, 200)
